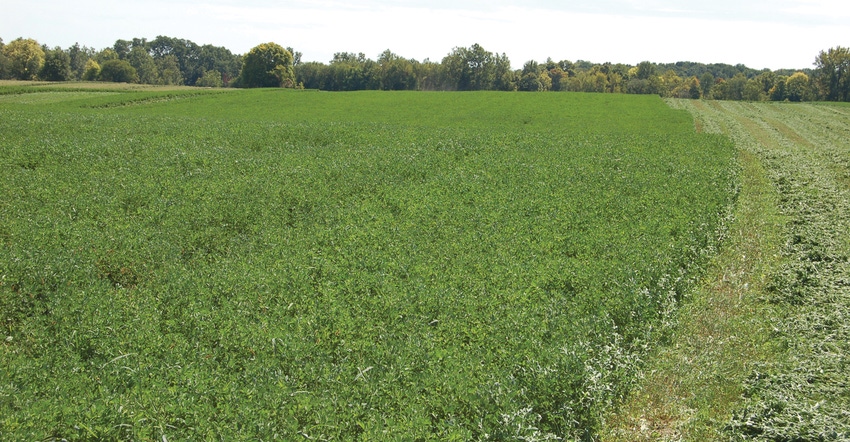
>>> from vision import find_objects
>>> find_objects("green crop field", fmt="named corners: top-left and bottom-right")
top-left (0, 85), bottom-right (737, 440)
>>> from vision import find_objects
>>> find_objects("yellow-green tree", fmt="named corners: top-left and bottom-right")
top-left (82, 59), bottom-right (100, 81)
top-left (785, 72), bottom-right (811, 102)
top-left (2, 38), bottom-right (44, 80)
top-left (671, 76), bottom-right (701, 99)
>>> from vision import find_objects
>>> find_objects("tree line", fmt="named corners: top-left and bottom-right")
top-left (2, 35), bottom-right (849, 101)
top-left (0, 36), bottom-right (242, 87)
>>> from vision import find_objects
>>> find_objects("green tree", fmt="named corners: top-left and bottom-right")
top-left (441, 44), bottom-right (508, 91)
top-left (743, 77), bottom-right (766, 101)
top-left (726, 73), bottom-right (748, 100)
top-left (236, 42), bottom-right (294, 88)
top-left (68, 43), bottom-right (94, 80)
top-left (156, 55), bottom-right (183, 85)
top-left (699, 72), bottom-right (715, 97)
top-left (0, 38), bottom-right (8, 79)
top-left (127, 46), bottom-right (158, 84)
top-left (199, 44), bottom-right (241, 86)
top-left (148, 36), bottom-right (203, 85)
top-left (492, 52), bottom-right (515, 91)
top-left (99, 59), bottom-right (139, 83)
top-left (295, 61), bottom-right (328, 89)
top-left (39, 46), bottom-right (72, 81)
top-left (414, 60), bottom-right (444, 91)
top-left (324, 54), bottom-right (380, 91)
top-left (814, 46), bottom-right (850, 101)
top-left (378, 50), bottom-right (417, 90)
top-left (518, 71), bottom-right (543, 91)
top-left (96, 48), bottom-right (119, 63)
top-left (113, 39), bottom-right (132, 59)
top-left (522, 60), bottom-right (540, 76)
top-left (2, 38), bottom-right (45, 80)
top-left (196, 70), bottom-right (223, 88)
top-left (709, 78), bottom-right (728, 100)
top-left (626, 62), bottom-right (662, 95)
top-left (635, 61), bottom-right (656, 80)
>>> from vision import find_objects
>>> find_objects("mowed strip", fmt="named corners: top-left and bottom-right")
top-left (606, 99), bottom-right (850, 441)
top-left (603, 100), bottom-right (787, 441)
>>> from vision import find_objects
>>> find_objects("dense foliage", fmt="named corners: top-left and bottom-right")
top-left (2, 35), bottom-right (849, 100)
top-left (0, 86), bottom-right (735, 439)
top-left (0, 36), bottom-right (241, 86)
top-left (234, 43), bottom-right (295, 88)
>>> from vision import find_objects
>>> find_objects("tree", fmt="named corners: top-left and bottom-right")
top-left (518, 72), bottom-right (543, 91)
top-left (378, 50), bottom-right (417, 90)
top-left (548, 67), bottom-right (568, 91)
top-left (295, 61), bottom-right (328, 90)
top-left (82, 59), bottom-right (100, 81)
top-left (769, 76), bottom-right (787, 101)
top-left (196, 70), bottom-right (223, 88)
top-left (236, 42), bottom-right (294, 88)
top-left (441, 44), bottom-right (508, 91)
top-left (99, 59), bottom-right (139, 83)
top-left (660, 69), bottom-right (683, 97)
top-left (156, 55), bottom-right (183, 85)
top-left (415, 59), bottom-right (444, 91)
top-left (814, 46), bottom-right (850, 101)
top-left (671, 76), bottom-right (701, 99)
top-left (710, 79), bottom-right (729, 100)
top-left (39, 46), bottom-right (72, 81)
top-left (68, 43), bottom-right (95, 80)
top-left (626, 62), bottom-right (662, 95)
top-left (726, 73), bottom-right (748, 100)
top-left (635, 61), bottom-right (656, 80)
top-left (96, 48), bottom-right (119, 63)
top-left (322, 54), bottom-right (380, 91)
top-left (491, 52), bottom-right (515, 91)
top-left (199, 44), bottom-right (241, 86)
top-left (148, 36), bottom-right (203, 85)
top-left (287, 47), bottom-right (302, 66)
top-left (699, 72), bottom-right (715, 97)
top-left (743, 77), bottom-right (766, 101)
top-left (0, 38), bottom-right (9, 79)
top-left (113, 39), bottom-right (132, 60)
top-left (2, 38), bottom-right (45, 80)
top-left (785, 72), bottom-right (811, 102)
top-left (127, 46), bottom-right (158, 84)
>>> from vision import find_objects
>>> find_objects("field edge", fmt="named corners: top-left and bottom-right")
top-left (601, 100), bottom-right (789, 441)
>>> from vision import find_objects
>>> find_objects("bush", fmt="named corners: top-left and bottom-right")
top-left (196, 70), bottom-right (223, 88)
top-left (98, 59), bottom-right (139, 83)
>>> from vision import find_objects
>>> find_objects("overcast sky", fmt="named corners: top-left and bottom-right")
top-left (2, 0), bottom-right (848, 70)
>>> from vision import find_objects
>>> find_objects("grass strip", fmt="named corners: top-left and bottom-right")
top-left (602, 144), bottom-right (787, 441)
